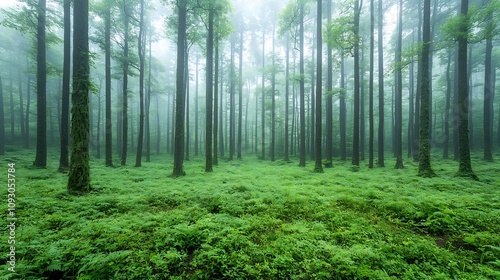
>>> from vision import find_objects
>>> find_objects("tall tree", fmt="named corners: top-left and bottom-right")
top-left (352, 0), bottom-right (361, 167)
top-left (377, 0), bottom-right (384, 167)
top-left (105, 5), bottom-right (113, 166)
top-left (456, 0), bottom-right (478, 180)
top-left (238, 21), bottom-right (244, 160)
top-left (121, 2), bottom-right (131, 166)
top-left (325, 0), bottom-right (333, 168)
top-left (0, 76), bottom-right (4, 155)
top-left (483, 0), bottom-right (495, 162)
top-left (135, 0), bottom-right (146, 167)
top-left (33, 0), bottom-right (47, 168)
top-left (172, 0), bottom-right (187, 177)
top-left (299, 2), bottom-right (306, 167)
top-left (394, 0), bottom-right (403, 169)
top-left (58, 0), bottom-right (71, 171)
top-left (68, 0), bottom-right (90, 193)
top-left (205, 8), bottom-right (214, 172)
top-left (285, 36), bottom-right (291, 162)
top-left (368, 0), bottom-right (374, 168)
top-left (313, 0), bottom-right (323, 173)
top-left (418, 0), bottom-right (435, 177)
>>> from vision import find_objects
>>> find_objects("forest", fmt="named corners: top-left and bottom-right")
top-left (0, 0), bottom-right (499, 278)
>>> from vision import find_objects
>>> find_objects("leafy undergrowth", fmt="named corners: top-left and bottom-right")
top-left (1, 148), bottom-right (499, 279)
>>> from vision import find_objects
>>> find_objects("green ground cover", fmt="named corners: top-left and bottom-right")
top-left (1, 148), bottom-right (499, 279)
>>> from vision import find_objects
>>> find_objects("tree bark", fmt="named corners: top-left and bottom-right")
top-left (325, 0), bottom-right (333, 168)
top-left (377, 0), bottom-right (384, 167)
top-left (394, 0), bottom-right (403, 169)
top-left (483, 1), bottom-right (493, 161)
top-left (34, 0), bottom-right (47, 168)
top-left (172, 0), bottom-right (187, 177)
top-left (456, 0), bottom-right (478, 180)
top-left (418, 0), bottom-right (435, 177)
top-left (313, 0), bottom-right (323, 173)
top-left (68, 0), bottom-right (90, 193)
top-left (352, 0), bottom-right (361, 167)
top-left (121, 3), bottom-right (130, 166)
top-left (369, 0), bottom-right (374, 168)
top-left (135, 0), bottom-right (145, 167)
top-left (205, 9), bottom-right (214, 172)
top-left (299, 3), bottom-right (306, 167)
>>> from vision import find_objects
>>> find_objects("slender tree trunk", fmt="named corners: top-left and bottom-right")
top-left (261, 29), bottom-right (266, 160)
top-left (146, 28), bottom-right (152, 162)
top-left (59, 0), bottom-right (71, 171)
top-left (18, 65), bottom-right (25, 147)
top-left (285, 36), bottom-right (291, 162)
top-left (213, 42), bottom-right (219, 165)
top-left (10, 68), bottom-right (14, 142)
top-left (205, 9), bottom-right (214, 172)
top-left (299, 3), bottom-right (306, 167)
top-left (444, 50), bottom-right (452, 159)
top-left (413, 1), bottom-right (422, 162)
top-left (121, 4), bottom-right (130, 166)
top-left (456, 0), bottom-right (477, 180)
top-left (0, 76), bottom-right (4, 155)
top-left (369, 0), bottom-right (374, 168)
top-left (394, 0), bottom-right (403, 169)
top-left (157, 94), bottom-right (162, 154)
top-left (34, 0), bottom-right (47, 168)
top-left (483, 2), bottom-right (493, 161)
top-left (195, 56), bottom-right (200, 156)
top-left (219, 47), bottom-right (225, 158)
top-left (340, 51), bottom-right (346, 161)
top-left (468, 46), bottom-right (474, 150)
top-left (352, 0), bottom-right (361, 167)
top-left (185, 52), bottom-right (190, 160)
top-left (172, 0), bottom-right (187, 177)
top-left (377, 0), bottom-right (384, 167)
top-left (360, 39), bottom-right (365, 161)
top-left (135, 0), bottom-right (145, 167)
top-left (68, 0), bottom-right (90, 192)
top-left (238, 26), bottom-right (243, 160)
top-left (229, 35), bottom-right (236, 160)
top-left (96, 82), bottom-right (101, 159)
top-left (313, 0), bottom-right (323, 173)
top-left (418, 0), bottom-right (435, 177)
top-left (271, 23), bottom-right (276, 162)
top-left (104, 7), bottom-right (112, 166)
top-left (25, 71), bottom-right (31, 149)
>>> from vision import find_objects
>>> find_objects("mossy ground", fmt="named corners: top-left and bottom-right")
top-left (1, 147), bottom-right (499, 279)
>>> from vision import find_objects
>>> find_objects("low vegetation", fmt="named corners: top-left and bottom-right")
top-left (1, 148), bottom-right (499, 279)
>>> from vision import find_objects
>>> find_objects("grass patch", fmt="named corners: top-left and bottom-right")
top-left (1, 149), bottom-right (499, 279)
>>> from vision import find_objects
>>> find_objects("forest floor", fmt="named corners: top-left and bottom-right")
top-left (1, 147), bottom-right (500, 279)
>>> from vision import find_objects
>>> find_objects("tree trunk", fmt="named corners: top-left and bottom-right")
top-left (238, 26), bottom-right (243, 160)
top-left (352, 0), bottom-right (361, 167)
top-left (418, 0), bottom-right (435, 177)
top-left (483, 1), bottom-right (493, 161)
top-left (121, 4), bottom-right (130, 166)
top-left (340, 51), bottom-right (346, 161)
top-left (261, 29), bottom-right (266, 160)
top-left (205, 9), bottom-right (214, 172)
top-left (229, 35), bottom-right (236, 161)
top-left (195, 56), bottom-right (200, 157)
top-left (443, 50), bottom-right (452, 159)
top-left (369, 0), bottom-right (374, 168)
top-left (271, 23), bottom-right (276, 162)
top-left (299, 3), bottom-right (306, 167)
top-left (25, 71), bottom-right (31, 149)
top-left (313, 0), bottom-right (323, 173)
top-left (34, 0), bottom-right (47, 168)
top-left (0, 76), bottom-right (4, 155)
top-left (285, 36), bottom-right (291, 162)
top-left (377, 0), bottom-right (384, 167)
top-left (456, 0), bottom-right (477, 180)
top-left (59, 0), bottom-right (71, 171)
top-left (146, 28), bottom-right (152, 162)
top-left (104, 7), bottom-right (112, 166)
top-left (185, 52), bottom-right (190, 160)
top-left (213, 42), bottom-right (219, 165)
top-left (135, 0), bottom-right (145, 167)
top-left (172, 0), bottom-right (187, 177)
top-left (394, 0), bottom-right (403, 169)
top-left (68, 0), bottom-right (90, 193)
